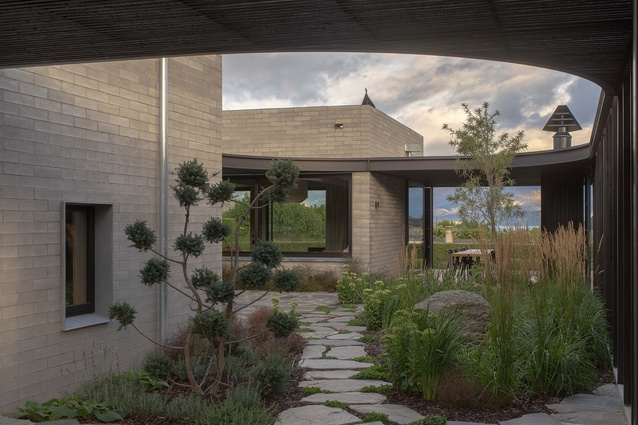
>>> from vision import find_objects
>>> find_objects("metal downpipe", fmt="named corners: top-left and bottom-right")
top-left (159, 58), bottom-right (169, 343)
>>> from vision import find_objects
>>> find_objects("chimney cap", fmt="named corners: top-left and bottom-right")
top-left (542, 105), bottom-right (582, 132)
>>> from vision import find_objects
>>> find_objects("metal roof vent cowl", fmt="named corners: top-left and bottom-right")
top-left (542, 105), bottom-right (582, 150)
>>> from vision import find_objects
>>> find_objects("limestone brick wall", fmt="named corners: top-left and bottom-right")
top-left (0, 55), bottom-right (222, 412)
top-left (350, 172), bottom-right (406, 276)
top-left (223, 105), bottom-right (422, 158)
top-left (351, 172), bottom-right (372, 269)
top-left (367, 174), bottom-right (407, 276)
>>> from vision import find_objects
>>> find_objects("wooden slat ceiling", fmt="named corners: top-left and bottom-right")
top-left (0, 0), bottom-right (632, 92)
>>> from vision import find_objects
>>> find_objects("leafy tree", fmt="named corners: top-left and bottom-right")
top-left (443, 102), bottom-right (527, 242)
top-left (272, 203), bottom-right (326, 243)
top-left (109, 159), bottom-right (301, 396)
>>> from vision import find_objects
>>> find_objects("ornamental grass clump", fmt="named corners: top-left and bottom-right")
top-left (108, 159), bottom-right (301, 397)
top-left (461, 224), bottom-right (611, 402)
top-left (518, 223), bottom-right (610, 396)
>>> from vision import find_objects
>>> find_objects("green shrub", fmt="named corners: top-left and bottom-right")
top-left (197, 385), bottom-right (274, 425)
top-left (142, 351), bottom-right (176, 380)
top-left (361, 276), bottom-right (434, 331)
top-left (165, 395), bottom-right (208, 423)
top-left (336, 266), bottom-right (376, 304)
top-left (123, 370), bottom-right (169, 392)
top-left (173, 356), bottom-right (208, 383)
top-left (382, 309), bottom-right (463, 400)
top-left (250, 353), bottom-right (291, 396)
top-left (80, 372), bottom-right (166, 417)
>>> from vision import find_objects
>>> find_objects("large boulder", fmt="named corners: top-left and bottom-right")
top-left (414, 290), bottom-right (490, 342)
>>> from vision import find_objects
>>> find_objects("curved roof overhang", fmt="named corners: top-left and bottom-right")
top-left (223, 144), bottom-right (591, 187)
top-left (0, 1), bottom-right (632, 96)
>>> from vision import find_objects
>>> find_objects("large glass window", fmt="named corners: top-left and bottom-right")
top-left (222, 174), bottom-right (351, 256)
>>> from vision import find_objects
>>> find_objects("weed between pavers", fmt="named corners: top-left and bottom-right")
top-left (301, 386), bottom-right (334, 395)
top-left (323, 400), bottom-right (349, 409)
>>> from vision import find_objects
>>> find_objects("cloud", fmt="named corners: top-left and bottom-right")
top-left (223, 52), bottom-right (600, 155)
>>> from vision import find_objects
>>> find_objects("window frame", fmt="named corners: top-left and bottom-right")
top-left (222, 173), bottom-right (352, 258)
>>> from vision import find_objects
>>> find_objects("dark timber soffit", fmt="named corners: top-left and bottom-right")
top-left (223, 145), bottom-right (591, 187)
top-left (0, 1), bottom-right (632, 93)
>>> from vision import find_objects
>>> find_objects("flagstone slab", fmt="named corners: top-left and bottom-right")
top-left (301, 332), bottom-right (339, 340)
top-left (306, 339), bottom-right (365, 346)
top-left (325, 323), bottom-right (367, 332)
top-left (302, 328), bottom-right (339, 336)
top-left (308, 325), bottom-right (343, 332)
top-left (499, 413), bottom-right (558, 425)
top-left (327, 332), bottom-right (364, 340)
top-left (326, 316), bottom-right (355, 322)
top-left (349, 404), bottom-right (423, 424)
top-left (555, 411), bottom-right (628, 425)
top-left (326, 345), bottom-right (367, 359)
top-left (302, 391), bottom-right (386, 405)
top-left (548, 393), bottom-right (624, 411)
top-left (302, 316), bottom-right (334, 323)
top-left (304, 369), bottom-right (360, 380)
top-left (275, 405), bottom-right (361, 425)
top-left (0, 418), bottom-right (37, 425)
top-left (299, 379), bottom-right (390, 392)
top-left (302, 345), bottom-right (327, 359)
top-left (298, 359), bottom-right (373, 370)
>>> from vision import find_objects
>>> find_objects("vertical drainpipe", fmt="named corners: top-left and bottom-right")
top-left (159, 58), bottom-right (169, 343)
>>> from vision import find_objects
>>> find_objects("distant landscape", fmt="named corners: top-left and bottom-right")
top-left (411, 186), bottom-right (541, 229)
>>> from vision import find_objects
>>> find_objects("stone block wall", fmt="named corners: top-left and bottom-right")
top-left (223, 105), bottom-right (422, 158)
top-left (351, 172), bottom-right (406, 276)
top-left (0, 55), bottom-right (222, 412)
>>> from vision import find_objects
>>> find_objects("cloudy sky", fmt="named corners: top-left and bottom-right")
top-left (222, 52), bottom-right (601, 156)
top-left (222, 52), bottom-right (602, 225)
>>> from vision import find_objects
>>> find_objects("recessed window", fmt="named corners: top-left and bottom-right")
top-left (62, 202), bottom-right (113, 330)
top-left (65, 205), bottom-right (96, 317)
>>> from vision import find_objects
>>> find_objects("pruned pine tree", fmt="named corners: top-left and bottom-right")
top-left (108, 158), bottom-right (301, 396)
